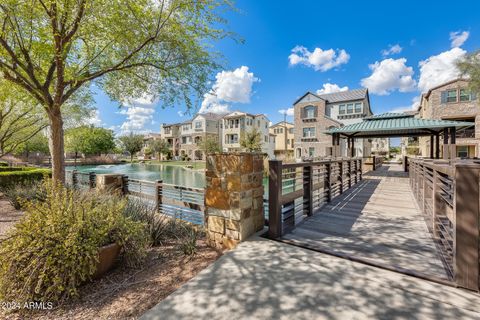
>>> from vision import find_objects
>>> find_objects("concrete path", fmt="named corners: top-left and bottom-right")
top-left (283, 165), bottom-right (448, 279)
top-left (141, 236), bottom-right (480, 320)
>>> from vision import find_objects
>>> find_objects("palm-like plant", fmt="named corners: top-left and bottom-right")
top-left (240, 128), bottom-right (262, 152)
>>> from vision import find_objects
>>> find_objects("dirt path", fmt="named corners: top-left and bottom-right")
top-left (0, 193), bottom-right (22, 238)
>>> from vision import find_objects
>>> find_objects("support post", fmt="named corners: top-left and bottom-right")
top-left (372, 155), bottom-right (376, 171)
top-left (351, 138), bottom-right (355, 157)
top-left (339, 161), bottom-right (344, 194)
top-left (404, 156), bottom-right (408, 172)
top-left (454, 163), bottom-right (480, 291)
top-left (348, 160), bottom-right (352, 188)
top-left (268, 160), bottom-right (283, 238)
top-left (72, 170), bottom-right (78, 188)
top-left (303, 165), bottom-right (313, 216)
top-left (435, 134), bottom-right (440, 159)
top-left (155, 180), bottom-right (163, 212)
top-left (89, 172), bottom-right (96, 189)
top-left (430, 135), bottom-right (434, 159)
top-left (450, 127), bottom-right (456, 159)
top-left (443, 128), bottom-right (450, 160)
top-left (325, 162), bottom-right (332, 202)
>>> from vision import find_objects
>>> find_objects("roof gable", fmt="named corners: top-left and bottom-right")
top-left (293, 92), bottom-right (324, 105)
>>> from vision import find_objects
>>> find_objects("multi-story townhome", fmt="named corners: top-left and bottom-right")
top-left (269, 121), bottom-right (294, 159)
top-left (221, 111), bottom-right (274, 158)
top-left (141, 133), bottom-right (162, 159)
top-left (418, 78), bottom-right (479, 158)
top-left (160, 122), bottom-right (181, 158)
top-left (181, 113), bottom-right (224, 160)
top-left (294, 88), bottom-right (373, 159)
top-left (371, 137), bottom-right (390, 156)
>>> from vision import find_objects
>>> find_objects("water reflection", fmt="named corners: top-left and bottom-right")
top-left (68, 163), bottom-right (206, 188)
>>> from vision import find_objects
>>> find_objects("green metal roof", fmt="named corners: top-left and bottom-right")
top-left (326, 113), bottom-right (474, 138)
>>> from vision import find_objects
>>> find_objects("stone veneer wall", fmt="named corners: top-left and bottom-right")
top-left (205, 153), bottom-right (265, 249)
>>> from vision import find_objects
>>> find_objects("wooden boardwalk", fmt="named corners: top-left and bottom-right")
top-left (282, 165), bottom-right (449, 280)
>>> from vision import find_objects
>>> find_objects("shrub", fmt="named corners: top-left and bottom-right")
top-left (0, 168), bottom-right (51, 189)
top-left (123, 199), bottom-right (169, 246)
top-left (3, 181), bottom-right (45, 210)
top-left (179, 225), bottom-right (199, 256)
top-left (0, 180), bottom-right (148, 304)
top-left (0, 161), bottom-right (8, 167)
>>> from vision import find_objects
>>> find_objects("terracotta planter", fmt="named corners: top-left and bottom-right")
top-left (93, 243), bottom-right (121, 279)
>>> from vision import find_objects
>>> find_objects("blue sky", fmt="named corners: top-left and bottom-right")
top-left (91, 0), bottom-right (480, 134)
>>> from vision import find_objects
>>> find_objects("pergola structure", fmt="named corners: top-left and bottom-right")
top-left (325, 113), bottom-right (475, 159)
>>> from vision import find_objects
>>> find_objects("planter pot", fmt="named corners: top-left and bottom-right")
top-left (93, 243), bottom-right (121, 279)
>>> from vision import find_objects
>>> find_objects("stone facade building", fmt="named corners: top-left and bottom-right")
top-left (418, 79), bottom-right (479, 158)
top-left (220, 111), bottom-right (274, 158)
top-left (269, 121), bottom-right (294, 159)
top-left (293, 89), bottom-right (373, 159)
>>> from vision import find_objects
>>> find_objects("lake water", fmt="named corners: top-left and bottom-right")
top-left (68, 163), bottom-right (206, 188)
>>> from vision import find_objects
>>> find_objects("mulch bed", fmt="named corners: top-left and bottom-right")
top-left (1, 240), bottom-right (222, 320)
top-left (0, 193), bottom-right (23, 239)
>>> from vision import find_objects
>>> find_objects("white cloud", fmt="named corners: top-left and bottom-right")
top-left (177, 111), bottom-right (185, 117)
top-left (450, 31), bottom-right (469, 48)
top-left (381, 44), bottom-right (402, 56)
top-left (316, 83), bottom-right (349, 94)
top-left (361, 58), bottom-right (416, 95)
top-left (288, 46), bottom-right (350, 72)
top-left (279, 108), bottom-right (294, 116)
top-left (119, 95), bottom-right (157, 133)
top-left (200, 66), bottom-right (259, 114)
top-left (387, 96), bottom-right (421, 113)
top-left (417, 47), bottom-right (466, 93)
top-left (84, 109), bottom-right (102, 126)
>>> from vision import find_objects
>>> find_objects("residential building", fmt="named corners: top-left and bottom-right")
top-left (371, 137), bottom-right (390, 156)
top-left (160, 122), bottom-right (181, 158)
top-left (294, 88), bottom-right (373, 159)
top-left (418, 79), bottom-right (480, 158)
top-left (221, 111), bottom-right (274, 158)
top-left (269, 121), bottom-right (294, 159)
top-left (178, 113), bottom-right (224, 160)
top-left (141, 133), bottom-right (162, 159)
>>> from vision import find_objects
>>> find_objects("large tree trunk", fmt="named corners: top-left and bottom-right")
top-left (47, 108), bottom-right (65, 183)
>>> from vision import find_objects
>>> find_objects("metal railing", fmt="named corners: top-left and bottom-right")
top-left (409, 158), bottom-right (480, 290)
top-left (268, 158), bottom-right (362, 238)
top-left (66, 170), bottom-right (205, 225)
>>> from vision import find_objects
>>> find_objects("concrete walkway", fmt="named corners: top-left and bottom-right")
top-left (283, 165), bottom-right (448, 279)
top-left (141, 236), bottom-right (480, 320)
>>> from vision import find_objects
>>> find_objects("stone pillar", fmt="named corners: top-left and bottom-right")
top-left (96, 174), bottom-right (126, 194)
top-left (205, 153), bottom-right (265, 249)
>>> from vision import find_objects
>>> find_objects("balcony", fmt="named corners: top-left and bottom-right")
top-left (302, 117), bottom-right (317, 123)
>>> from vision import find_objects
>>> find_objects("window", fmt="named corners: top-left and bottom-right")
top-left (195, 121), bottom-right (202, 129)
top-left (346, 103), bottom-right (354, 114)
top-left (227, 134), bottom-right (238, 144)
top-left (304, 106), bottom-right (315, 118)
top-left (257, 120), bottom-right (260, 126)
top-left (303, 127), bottom-right (315, 138)
top-left (296, 148), bottom-right (302, 158)
top-left (182, 137), bottom-right (187, 144)
top-left (354, 102), bottom-right (362, 113)
top-left (287, 139), bottom-right (290, 145)
top-left (264, 136), bottom-right (268, 142)
top-left (457, 146), bottom-right (469, 158)
top-left (279, 128), bottom-right (283, 133)
top-left (308, 147), bottom-right (315, 157)
top-left (289, 128), bottom-right (294, 134)
top-left (339, 104), bottom-right (346, 115)
top-left (443, 89), bottom-right (457, 103)
top-left (460, 89), bottom-right (472, 102)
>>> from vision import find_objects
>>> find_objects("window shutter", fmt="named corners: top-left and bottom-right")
top-left (441, 91), bottom-right (447, 104)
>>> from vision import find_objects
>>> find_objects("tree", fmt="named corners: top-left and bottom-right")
top-left (198, 136), bottom-right (221, 154)
top-left (148, 139), bottom-right (170, 159)
top-left (119, 133), bottom-right (144, 163)
top-left (65, 126), bottom-right (115, 164)
top-left (457, 51), bottom-right (480, 94)
top-left (240, 128), bottom-right (262, 152)
top-left (15, 132), bottom-right (50, 158)
top-left (0, 0), bottom-right (230, 182)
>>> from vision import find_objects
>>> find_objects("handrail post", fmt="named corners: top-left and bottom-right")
top-left (372, 155), bottom-right (376, 171)
top-left (268, 160), bottom-right (283, 238)
top-left (454, 163), bottom-right (480, 291)
top-left (303, 165), bottom-right (313, 216)
top-left (348, 160), bottom-right (352, 188)
top-left (339, 160), bottom-right (344, 194)
top-left (325, 162), bottom-right (332, 202)
top-left (155, 180), bottom-right (163, 212)
top-left (122, 175), bottom-right (129, 195)
top-left (89, 172), bottom-right (95, 189)
top-left (72, 170), bottom-right (78, 188)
